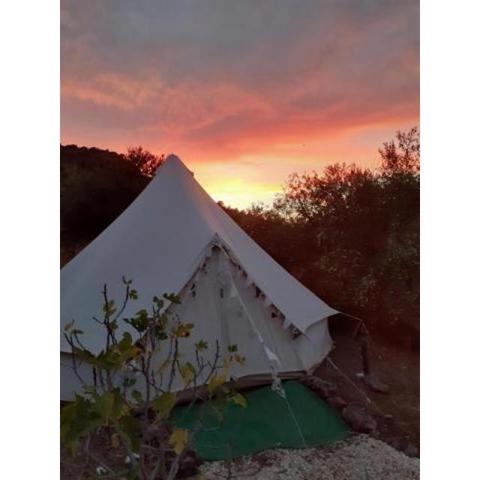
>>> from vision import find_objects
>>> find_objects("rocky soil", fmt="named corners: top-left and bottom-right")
top-left (198, 434), bottom-right (420, 480)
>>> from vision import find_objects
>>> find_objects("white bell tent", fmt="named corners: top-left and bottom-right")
top-left (60, 155), bottom-right (338, 400)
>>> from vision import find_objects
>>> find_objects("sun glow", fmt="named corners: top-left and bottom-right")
top-left (200, 176), bottom-right (280, 209)
top-left (61, 0), bottom-right (419, 210)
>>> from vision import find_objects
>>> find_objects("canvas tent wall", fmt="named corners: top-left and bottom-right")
top-left (60, 155), bottom-right (337, 401)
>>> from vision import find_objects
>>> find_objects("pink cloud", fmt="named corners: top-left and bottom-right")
top-left (61, 0), bottom-right (419, 207)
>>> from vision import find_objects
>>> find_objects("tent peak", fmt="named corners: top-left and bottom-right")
top-left (165, 153), bottom-right (183, 164)
top-left (163, 154), bottom-right (194, 176)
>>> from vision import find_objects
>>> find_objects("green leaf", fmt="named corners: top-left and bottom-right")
top-left (207, 374), bottom-right (227, 393)
top-left (227, 344), bottom-right (238, 353)
top-left (95, 391), bottom-right (115, 422)
top-left (163, 293), bottom-right (182, 304)
top-left (153, 295), bottom-right (165, 309)
top-left (61, 396), bottom-right (102, 453)
top-left (71, 347), bottom-right (97, 366)
top-left (174, 322), bottom-right (194, 338)
top-left (230, 393), bottom-right (247, 408)
top-left (156, 359), bottom-right (171, 374)
top-left (152, 392), bottom-right (176, 420)
top-left (154, 327), bottom-right (168, 341)
top-left (129, 289), bottom-right (138, 300)
top-left (118, 332), bottom-right (133, 352)
top-left (125, 309), bottom-right (149, 333)
top-left (94, 388), bottom-right (127, 424)
top-left (195, 340), bottom-right (208, 351)
top-left (103, 299), bottom-right (117, 317)
top-left (169, 428), bottom-right (188, 455)
top-left (221, 357), bottom-right (231, 370)
top-left (118, 415), bottom-right (142, 451)
top-left (179, 362), bottom-right (196, 384)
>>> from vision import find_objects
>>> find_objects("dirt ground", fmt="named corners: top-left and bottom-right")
top-left (61, 329), bottom-right (419, 478)
top-left (315, 324), bottom-right (420, 453)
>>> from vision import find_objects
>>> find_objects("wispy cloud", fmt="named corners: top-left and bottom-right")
top-left (61, 0), bottom-right (419, 207)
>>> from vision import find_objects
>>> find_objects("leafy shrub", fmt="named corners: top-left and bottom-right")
top-left (61, 278), bottom-right (246, 479)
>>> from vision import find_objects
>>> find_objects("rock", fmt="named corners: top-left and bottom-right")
top-left (388, 437), bottom-right (404, 451)
top-left (326, 396), bottom-right (348, 410)
top-left (198, 434), bottom-right (420, 480)
top-left (364, 373), bottom-right (390, 394)
top-left (404, 443), bottom-right (419, 458)
top-left (382, 413), bottom-right (394, 425)
top-left (342, 405), bottom-right (377, 434)
top-left (303, 376), bottom-right (337, 398)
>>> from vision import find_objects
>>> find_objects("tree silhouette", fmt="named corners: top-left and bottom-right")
top-left (223, 128), bottom-right (420, 348)
top-left (379, 127), bottom-right (420, 175)
top-left (125, 146), bottom-right (165, 177)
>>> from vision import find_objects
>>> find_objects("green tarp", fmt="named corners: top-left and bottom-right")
top-left (173, 380), bottom-right (350, 460)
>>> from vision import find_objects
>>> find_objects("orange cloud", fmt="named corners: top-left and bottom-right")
top-left (61, 0), bottom-right (419, 208)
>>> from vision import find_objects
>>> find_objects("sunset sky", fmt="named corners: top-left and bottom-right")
top-left (61, 0), bottom-right (419, 208)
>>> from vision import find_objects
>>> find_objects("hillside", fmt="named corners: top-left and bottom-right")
top-left (60, 145), bottom-right (149, 266)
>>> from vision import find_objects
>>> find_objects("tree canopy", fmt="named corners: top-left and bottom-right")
top-left (125, 145), bottom-right (165, 177)
top-left (61, 129), bottom-right (419, 348)
top-left (223, 128), bottom-right (419, 347)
